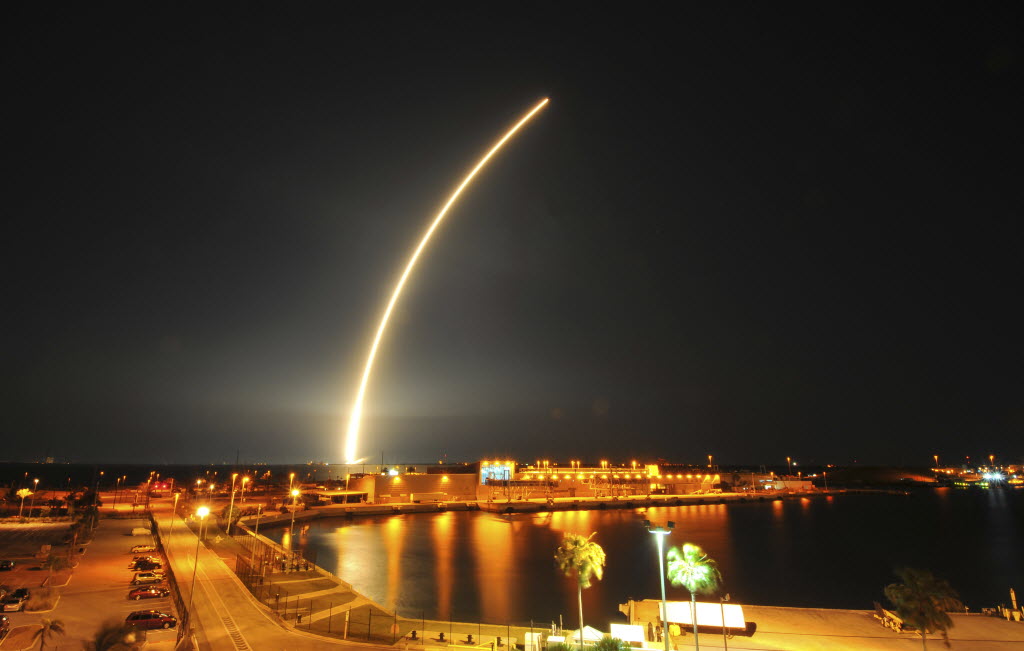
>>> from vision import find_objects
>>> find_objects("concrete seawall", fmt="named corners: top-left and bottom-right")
top-left (241, 489), bottom-right (866, 528)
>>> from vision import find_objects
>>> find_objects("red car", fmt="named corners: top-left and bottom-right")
top-left (128, 586), bottom-right (170, 600)
top-left (126, 609), bottom-right (177, 629)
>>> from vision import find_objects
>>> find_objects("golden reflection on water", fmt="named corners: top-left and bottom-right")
top-left (383, 516), bottom-right (404, 610)
top-left (547, 509), bottom-right (594, 534)
top-left (472, 515), bottom-right (515, 622)
top-left (634, 503), bottom-right (735, 595)
top-left (432, 511), bottom-right (454, 620)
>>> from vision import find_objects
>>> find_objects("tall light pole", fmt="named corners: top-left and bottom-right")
top-left (240, 476), bottom-right (249, 504)
top-left (289, 489), bottom-right (300, 535)
top-left (786, 457), bottom-right (792, 476)
top-left (644, 519), bottom-right (674, 651)
top-left (188, 506), bottom-right (210, 616)
top-left (933, 454), bottom-right (939, 469)
top-left (30, 478), bottom-right (39, 516)
top-left (170, 493), bottom-right (180, 539)
top-left (720, 594), bottom-right (730, 650)
top-left (226, 473), bottom-right (238, 535)
top-left (254, 504), bottom-right (263, 538)
top-left (707, 455), bottom-right (713, 469)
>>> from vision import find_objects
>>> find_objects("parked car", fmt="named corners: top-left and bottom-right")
top-left (130, 544), bottom-right (157, 554)
top-left (129, 560), bottom-right (163, 571)
top-left (128, 586), bottom-right (170, 601)
top-left (131, 572), bottom-right (165, 585)
top-left (1, 590), bottom-right (27, 612)
top-left (131, 555), bottom-right (161, 563)
top-left (0, 560), bottom-right (14, 571)
top-left (125, 609), bottom-right (177, 630)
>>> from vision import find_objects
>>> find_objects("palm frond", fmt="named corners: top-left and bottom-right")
top-left (666, 543), bottom-right (721, 595)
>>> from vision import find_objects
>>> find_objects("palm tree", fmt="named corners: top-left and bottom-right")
top-left (593, 636), bottom-right (629, 651)
top-left (86, 618), bottom-right (140, 650)
top-left (885, 568), bottom-right (963, 650)
top-left (41, 553), bottom-right (70, 586)
top-left (17, 488), bottom-right (33, 517)
top-left (32, 618), bottom-right (65, 650)
top-left (555, 532), bottom-right (607, 647)
top-left (667, 543), bottom-right (721, 651)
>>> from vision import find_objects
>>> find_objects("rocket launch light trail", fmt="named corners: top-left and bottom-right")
top-left (344, 98), bottom-right (550, 463)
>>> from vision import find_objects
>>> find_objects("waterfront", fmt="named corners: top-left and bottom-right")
top-left (264, 488), bottom-right (1023, 626)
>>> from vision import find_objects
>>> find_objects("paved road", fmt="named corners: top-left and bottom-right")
top-left (157, 508), bottom-right (384, 650)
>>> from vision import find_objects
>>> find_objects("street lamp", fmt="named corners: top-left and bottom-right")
top-left (644, 519), bottom-right (675, 651)
top-left (933, 454), bottom-right (939, 469)
top-left (30, 478), bottom-right (39, 517)
top-left (707, 455), bottom-right (713, 469)
top-left (254, 504), bottom-right (263, 538)
top-left (720, 594), bottom-right (730, 650)
top-left (786, 457), bottom-right (792, 475)
top-left (226, 473), bottom-right (239, 536)
top-left (170, 493), bottom-right (180, 538)
top-left (188, 506), bottom-right (210, 616)
top-left (240, 476), bottom-right (250, 504)
top-left (289, 489), bottom-right (300, 534)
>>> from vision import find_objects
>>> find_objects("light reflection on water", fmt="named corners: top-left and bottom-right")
top-left (264, 491), bottom-right (1023, 625)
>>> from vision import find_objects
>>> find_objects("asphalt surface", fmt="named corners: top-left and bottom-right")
top-left (0, 518), bottom-right (177, 650)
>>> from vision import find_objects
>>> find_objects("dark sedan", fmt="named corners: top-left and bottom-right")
top-left (128, 586), bottom-right (170, 601)
top-left (126, 609), bottom-right (177, 629)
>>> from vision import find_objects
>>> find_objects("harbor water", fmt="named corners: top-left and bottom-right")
top-left (263, 488), bottom-right (1023, 626)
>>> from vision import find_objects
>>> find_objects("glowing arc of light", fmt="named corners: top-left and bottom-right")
top-left (344, 98), bottom-right (550, 463)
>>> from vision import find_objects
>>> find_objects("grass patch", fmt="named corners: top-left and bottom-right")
top-left (25, 587), bottom-right (60, 611)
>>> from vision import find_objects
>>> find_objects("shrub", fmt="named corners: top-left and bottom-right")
top-left (26, 587), bottom-right (59, 611)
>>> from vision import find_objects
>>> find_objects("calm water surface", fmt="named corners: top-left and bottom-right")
top-left (264, 489), bottom-right (1022, 625)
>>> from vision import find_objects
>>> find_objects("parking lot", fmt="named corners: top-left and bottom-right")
top-left (0, 518), bottom-right (178, 649)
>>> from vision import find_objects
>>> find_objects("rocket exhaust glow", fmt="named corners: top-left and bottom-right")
top-left (344, 98), bottom-right (550, 463)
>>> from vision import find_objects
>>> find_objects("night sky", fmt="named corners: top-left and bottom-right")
top-left (5, 4), bottom-right (1022, 465)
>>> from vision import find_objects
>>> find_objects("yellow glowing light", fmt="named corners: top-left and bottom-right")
top-left (196, 506), bottom-right (210, 518)
top-left (343, 98), bottom-right (550, 463)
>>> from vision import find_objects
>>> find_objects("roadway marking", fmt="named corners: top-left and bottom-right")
top-left (195, 557), bottom-right (253, 650)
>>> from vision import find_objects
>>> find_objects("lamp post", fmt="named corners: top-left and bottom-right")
top-left (786, 457), bottom-right (792, 476)
top-left (720, 594), bottom-right (730, 650)
top-left (226, 474), bottom-right (238, 536)
top-left (188, 506), bottom-right (210, 616)
top-left (707, 455), bottom-right (713, 469)
top-left (30, 478), bottom-right (39, 517)
top-left (644, 519), bottom-right (674, 651)
top-left (240, 476), bottom-right (249, 504)
top-left (933, 454), bottom-right (939, 469)
top-left (289, 489), bottom-right (300, 535)
top-left (254, 504), bottom-right (263, 538)
top-left (170, 493), bottom-right (180, 539)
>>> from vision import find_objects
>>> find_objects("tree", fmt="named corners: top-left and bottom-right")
top-left (555, 532), bottom-right (606, 647)
top-left (885, 567), bottom-right (963, 650)
top-left (17, 488), bottom-right (33, 517)
top-left (31, 618), bottom-right (65, 650)
top-left (86, 619), bottom-right (140, 650)
top-left (41, 553), bottom-right (70, 585)
top-left (593, 637), bottom-right (630, 651)
top-left (667, 543), bottom-right (721, 651)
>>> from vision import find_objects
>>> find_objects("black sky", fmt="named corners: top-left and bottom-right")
top-left (4, 3), bottom-right (1022, 465)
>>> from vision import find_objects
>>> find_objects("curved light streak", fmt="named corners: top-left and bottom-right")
top-left (344, 97), bottom-right (550, 463)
